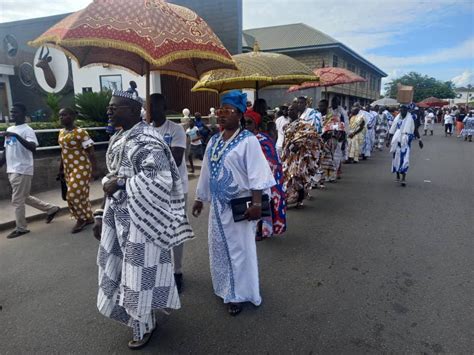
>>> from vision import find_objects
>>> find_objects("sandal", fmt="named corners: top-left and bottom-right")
top-left (128, 329), bottom-right (155, 350)
top-left (45, 206), bottom-right (60, 224)
top-left (228, 303), bottom-right (242, 316)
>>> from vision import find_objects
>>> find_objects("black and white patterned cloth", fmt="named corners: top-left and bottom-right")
top-left (97, 121), bottom-right (194, 340)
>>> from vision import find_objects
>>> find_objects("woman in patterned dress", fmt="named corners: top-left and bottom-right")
top-left (58, 108), bottom-right (98, 233)
top-left (244, 110), bottom-right (287, 240)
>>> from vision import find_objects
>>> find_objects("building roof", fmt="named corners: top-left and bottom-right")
top-left (244, 23), bottom-right (338, 50)
top-left (455, 86), bottom-right (472, 92)
top-left (243, 23), bottom-right (387, 77)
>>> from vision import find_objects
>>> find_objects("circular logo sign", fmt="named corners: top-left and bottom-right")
top-left (33, 46), bottom-right (69, 93)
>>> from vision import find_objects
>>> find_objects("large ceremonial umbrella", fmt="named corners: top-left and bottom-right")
top-left (191, 45), bottom-right (318, 98)
top-left (29, 0), bottom-right (237, 114)
top-left (287, 67), bottom-right (367, 97)
top-left (417, 97), bottom-right (449, 108)
top-left (371, 97), bottom-right (400, 107)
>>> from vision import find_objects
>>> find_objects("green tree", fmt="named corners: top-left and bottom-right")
top-left (384, 72), bottom-right (456, 102)
top-left (74, 90), bottom-right (112, 123)
top-left (45, 92), bottom-right (62, 121)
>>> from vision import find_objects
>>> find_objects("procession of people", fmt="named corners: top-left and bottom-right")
top-left (4, 83), bottom-right (473, 348)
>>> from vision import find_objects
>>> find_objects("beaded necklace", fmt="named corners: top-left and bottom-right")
top-left (210, 128), bottom-right (241, 162)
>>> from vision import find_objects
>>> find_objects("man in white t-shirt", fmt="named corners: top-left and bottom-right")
top-left (444, 111), bottom-right (454, 136)
top-left (0, 103), bottom-right (60, 239)
top-left (186, 119), bottom-right (203, 174)
top-left (150, 94), bottom-right (189, 293)
top-left (424, 109), bottom-right (435, 136)
top-left (275, 105), bottom-right (289, 158)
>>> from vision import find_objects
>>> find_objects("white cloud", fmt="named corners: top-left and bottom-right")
top-left (243, 0), bottom-right (467, 55)
top-left (0, 0), bottom-right (92, 23)
top-left (365, 38), bottom-right (474, 74)
top-left (451, 70), bottom-right (473, 87)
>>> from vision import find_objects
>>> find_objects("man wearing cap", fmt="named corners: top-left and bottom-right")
top-left (92, 90), bottom-right (193, 349)
top-left (192, 90), bottom-right (275, 316)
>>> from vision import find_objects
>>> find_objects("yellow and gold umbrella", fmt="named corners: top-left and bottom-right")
top-left (191, 44), bottom-right (318, 98)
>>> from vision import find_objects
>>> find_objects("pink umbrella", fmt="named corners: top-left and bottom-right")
top-left (288, 67), bottom-right (367, 97)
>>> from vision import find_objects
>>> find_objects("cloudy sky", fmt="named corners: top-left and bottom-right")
top-left (1, 0), bottom-right (473, 89)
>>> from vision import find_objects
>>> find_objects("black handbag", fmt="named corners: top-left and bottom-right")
top-left (230, 194), bottom-right (271, 222)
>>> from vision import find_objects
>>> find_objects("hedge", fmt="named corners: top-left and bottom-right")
top-left (0, 120), bottom-right (108, 148)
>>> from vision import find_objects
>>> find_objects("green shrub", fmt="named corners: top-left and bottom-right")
top-left (0, 120), bottom-right (108, 148)
top-left (46, 93), bottom-right (62, 122)
top-left (75, 91), bottom-right (111, 123)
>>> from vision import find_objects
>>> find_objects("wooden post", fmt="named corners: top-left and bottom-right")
top-left (145, 62), bottom-right (151, 123)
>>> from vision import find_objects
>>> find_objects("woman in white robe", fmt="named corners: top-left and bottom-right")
top-left (193, 91), bottom-right (275, 316)
top-left (387, 105), bottom-right (415, 186)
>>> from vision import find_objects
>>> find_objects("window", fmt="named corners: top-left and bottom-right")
top-left (347, 63), bottom-right (356, 72)
top-left (370, 77), bottom-right (376, 91)
top-left (359, 69), bottom-right (367, 89)
top-left (333, 55), bottom-right (338, 67)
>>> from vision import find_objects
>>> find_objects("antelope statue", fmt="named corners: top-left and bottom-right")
top-left (36, 46), bottom-right (57, 89)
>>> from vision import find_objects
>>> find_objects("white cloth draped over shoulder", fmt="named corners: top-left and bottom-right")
top-left (196, 129), bottom-right (275, 306)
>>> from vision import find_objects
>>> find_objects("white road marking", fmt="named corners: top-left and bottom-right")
top-left (423, 180), bottom-right (432, 183)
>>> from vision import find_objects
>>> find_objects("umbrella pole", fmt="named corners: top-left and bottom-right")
top-left (325, 86), bottom-right (328, 100)
top-left (146, 62), bottom-right (151, 123)
top-left (255, 81), bottom-right (259, 100)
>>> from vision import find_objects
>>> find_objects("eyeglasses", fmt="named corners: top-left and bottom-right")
top-left (106, 105), bottom-right (130, 112)
top-left (216, 108), bottom-right (237, 116)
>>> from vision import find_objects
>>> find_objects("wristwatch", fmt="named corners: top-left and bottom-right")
top-left (117, 177), bottom-right (126, 188)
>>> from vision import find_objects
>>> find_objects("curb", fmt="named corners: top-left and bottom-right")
top-left (0, 169), bottom-right (201, 232)
top-left (0, 197), bottom-right (103, 233)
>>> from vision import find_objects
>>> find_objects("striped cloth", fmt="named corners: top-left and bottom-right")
top-left (97, 121), bottom-right (194, 340)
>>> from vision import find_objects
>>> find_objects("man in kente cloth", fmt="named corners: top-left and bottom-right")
top-left (92, 90), bottom-right (193, 349)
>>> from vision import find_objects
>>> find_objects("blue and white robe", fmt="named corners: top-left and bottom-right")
top-left (196, 130), bottom-right (275, 306)
top-left (389, 113), bottom-right (415, 174)
top-left (361, 110), bottom-right (376, 157)
top-left (98, 121), bottom-right (194, 340)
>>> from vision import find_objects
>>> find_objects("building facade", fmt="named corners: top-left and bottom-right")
top-left (242, 23), bottom-right (387, 108)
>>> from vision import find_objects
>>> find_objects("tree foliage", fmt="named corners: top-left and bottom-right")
top-left (45, 92), bottom-right (62, 122)
top-left (74, 90), bottom-right (112, 123)
top-left (384, 72), bottom-right (456, 102)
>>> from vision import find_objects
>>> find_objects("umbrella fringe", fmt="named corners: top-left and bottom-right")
top-left (192, 74), bottom-right (319, 92)
top-left (28, 37), bottom-right (235, 78)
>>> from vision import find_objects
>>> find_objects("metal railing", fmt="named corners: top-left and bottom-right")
top-left (32, 126), bottom-right (109, 151)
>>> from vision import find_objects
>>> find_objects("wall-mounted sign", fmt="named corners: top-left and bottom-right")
top-left (19, 62), bottom-right (35, 87)
top-left (33, 46), bottom-right (69, 93)
top-left (3, 34), bottom-right (18, 57)
top-left (100, 75), bottom-right (122, 92)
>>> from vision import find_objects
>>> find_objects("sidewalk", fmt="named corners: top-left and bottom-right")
top-left (0, 161), bottom-right (201, 232)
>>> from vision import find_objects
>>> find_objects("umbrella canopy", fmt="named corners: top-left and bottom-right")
top-left (417, 97), bottom-right (450, 108)
top-left (28, 0), bottom-right (236, 80)
top-left (287, 67), bottom-right (366, 92)
top-left (191, 46), bottom-right (318, 94)
top-left (371, 97), bottom-right (400, 107)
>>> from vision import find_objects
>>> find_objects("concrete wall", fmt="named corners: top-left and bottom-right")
top-left (71, 62), bottom-right (162, 97)
top-left (170, 0), bottom-right (242, 55)
top-left (0, 149), bottom-right (108, 200)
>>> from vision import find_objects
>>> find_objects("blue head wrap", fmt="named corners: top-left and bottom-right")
top-left (221, 90), bottom-right (247, 113)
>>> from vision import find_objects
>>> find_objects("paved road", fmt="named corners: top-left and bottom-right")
top-left (1, 126), bottom-right (473, 354)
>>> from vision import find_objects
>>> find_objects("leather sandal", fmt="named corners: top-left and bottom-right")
top-left (127, 330), bottom-right (155, 350)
